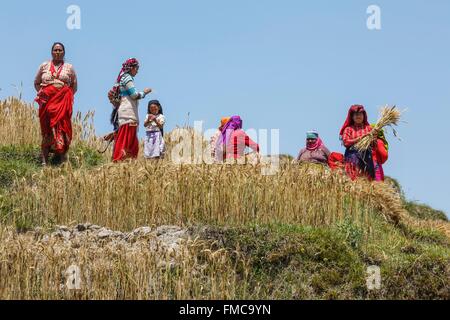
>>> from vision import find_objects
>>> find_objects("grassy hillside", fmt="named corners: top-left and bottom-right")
top-left (0, 98), bottom-right (449, 300)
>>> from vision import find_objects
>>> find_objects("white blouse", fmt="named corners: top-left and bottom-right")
top-left (34, 61), bottom-right (77, 93)
top-left (144, 114), bottom-right (165, 132)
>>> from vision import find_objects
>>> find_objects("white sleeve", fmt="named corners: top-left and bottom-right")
top-left (158, 115), bottom-right (166, 126)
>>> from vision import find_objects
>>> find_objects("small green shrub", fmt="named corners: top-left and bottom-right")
top-left (336, 218), bottom-right (364, 250)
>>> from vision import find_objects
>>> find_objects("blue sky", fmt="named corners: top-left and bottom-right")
top-left (0, 0), bottom-right (449, 215)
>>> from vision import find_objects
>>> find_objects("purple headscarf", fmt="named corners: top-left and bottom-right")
top-left (220, 116), bottom-right (242, 144)
top-left (215, 115), bottom-right (243, 161)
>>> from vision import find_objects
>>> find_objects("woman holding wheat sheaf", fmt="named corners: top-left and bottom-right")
top-left (340, 105), bottom-right (378, 181)
top-left (34, 42), bottom-right (78, 166)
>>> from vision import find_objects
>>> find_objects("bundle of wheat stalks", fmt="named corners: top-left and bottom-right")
top-left (355, 106), bottom-right (403, 152)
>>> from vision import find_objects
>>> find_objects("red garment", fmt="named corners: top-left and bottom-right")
top-left (372, 139), bottom-right (388, 181)
top-left (343, 125), bottom-right (373, 181)
top-left (224, 129), bottom-right (259, 159)
top-left (113, 123), bottom-right (139, 162)
top-left (35, 85), bottom-right (74, 155)
top-left (328, 152), bottom-right (345, 170)
top-left (372, 139), bottom-right (388, 165)
top-left (342, 125), bottom-right (372, 148)
top-left (339, 105), bottom-right (370, 138)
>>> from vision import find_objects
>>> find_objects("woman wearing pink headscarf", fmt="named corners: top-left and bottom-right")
top-left (215, 115), bottom-right (260, 162)
top-left (296, 131), bottom-right (331, 165)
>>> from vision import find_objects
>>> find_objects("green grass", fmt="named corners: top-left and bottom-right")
top-left (0, 145), bottom-right (41, 188)
top-left (405, 201), bottom-right (448, 222)
top-left (0, 143), bottom-right (105, 188)
top-left (194, 211), bottom-right (450, 299)
top-left (0, 143), bottom-right (105, 232)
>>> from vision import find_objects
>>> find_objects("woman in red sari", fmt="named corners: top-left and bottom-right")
top-left (34, 42), bottom-right (78, 165)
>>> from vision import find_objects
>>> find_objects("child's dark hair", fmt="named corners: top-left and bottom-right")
top-left (148, 100), bottom-right (163, 115)
top-left (148, 100), bottom-right (164, 136)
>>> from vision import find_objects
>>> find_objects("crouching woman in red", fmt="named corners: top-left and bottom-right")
top-left (215, 116), bottom-right (260, 163)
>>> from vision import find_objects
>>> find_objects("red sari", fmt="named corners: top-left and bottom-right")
top-left (35, 85), bottom-right (74, 155)
top-left (372, 139), bottom-right (388, 181)
top-left (112, 123), bottom-right (139, 162)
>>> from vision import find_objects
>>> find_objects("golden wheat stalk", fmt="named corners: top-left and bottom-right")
top-left (355, 106), bottom-right (403, 152)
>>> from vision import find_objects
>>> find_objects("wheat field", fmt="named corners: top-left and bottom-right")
top-left (0, 97), bottom-right (449, 300)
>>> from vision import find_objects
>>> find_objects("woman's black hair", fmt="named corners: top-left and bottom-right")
top-left (51, 42), bottom-right (65, 53)
top-left (148, 100), bottom-right (164, 136)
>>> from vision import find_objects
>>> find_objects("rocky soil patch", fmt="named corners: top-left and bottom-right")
top-left (34, 224), bottom-right (191, 252)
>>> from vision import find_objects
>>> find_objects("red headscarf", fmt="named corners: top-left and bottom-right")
top-left (116, 58), bottom-right (140, 83)
top-left (339, 105), bottom-right (370, 138)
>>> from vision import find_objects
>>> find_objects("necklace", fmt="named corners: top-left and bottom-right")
top-left (50, 61), bottom-right (64, 80)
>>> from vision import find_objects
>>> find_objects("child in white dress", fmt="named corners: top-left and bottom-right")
top-left (144, 100), bottom-right (165, 159)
